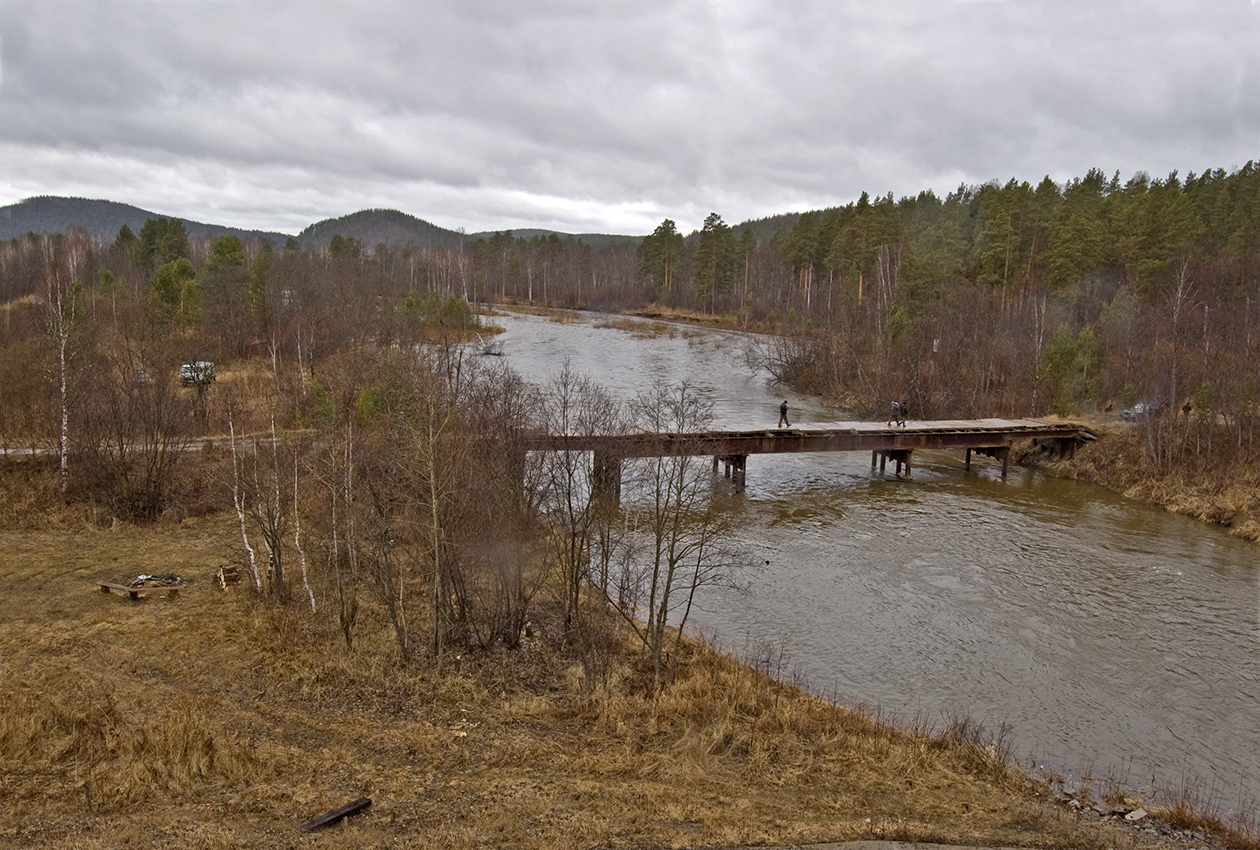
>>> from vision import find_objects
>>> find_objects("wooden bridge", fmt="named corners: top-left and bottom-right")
top-left (525, 418), bottom-right (1096, 497)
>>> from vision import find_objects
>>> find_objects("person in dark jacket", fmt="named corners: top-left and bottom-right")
top-left (778, 399), bottom-right (790, 428)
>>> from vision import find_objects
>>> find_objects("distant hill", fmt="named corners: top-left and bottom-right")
top-left (298, 209), bottom-right (462, 250)
top-left (0, 195), bottom-right (794, 253)
top-left (0, 196), bottom-right (292, 244)
top-left (297, 210), bottom-right (647, 252)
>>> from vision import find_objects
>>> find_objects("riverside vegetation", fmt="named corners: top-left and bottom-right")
top-left (3, 163), bottom-right (1260, 846)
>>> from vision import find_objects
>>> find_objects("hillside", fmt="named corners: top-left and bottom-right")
top-left (296, 207), bottom-right (463, 250)
top-left (730, 210), bottom-right (803, 243)
top-left (0, 196), bottom-right (291, 244)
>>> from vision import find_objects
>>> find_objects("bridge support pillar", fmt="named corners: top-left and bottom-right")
top-left (1034, 436), bottom-right (1079, 461)
top-left (875, 449), bottom-right (913, 478)
top-left (965, 448), bottom-right (972, 470)
top-left (716, 454), bottom-right (747, 492)
top-left (732, 454), bottom-right (746, 493)
top-left (592, 451), bottom-right (622, 505)
top-left (970, 446), bottom-right (1011, 478)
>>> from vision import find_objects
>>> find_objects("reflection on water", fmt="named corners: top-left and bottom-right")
top-left (491, 309), bottom-right (1260, 807)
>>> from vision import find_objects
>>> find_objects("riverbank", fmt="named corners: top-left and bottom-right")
top-left (1029, 418), bottom-right (1260, 544)
top-left (1, 495), bottom-right (1240, 850)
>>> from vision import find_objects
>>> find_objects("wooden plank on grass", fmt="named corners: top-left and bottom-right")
top-left (299, 797), bottom-right (371, 832)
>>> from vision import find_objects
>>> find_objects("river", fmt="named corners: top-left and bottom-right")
top-left (487, 308), bottom-right (1260, 810)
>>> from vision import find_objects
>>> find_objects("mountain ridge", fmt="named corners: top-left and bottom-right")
top-left (0, 196), bottom-right (293, 245)
top-left (0, 195), bottom-right (796, 250)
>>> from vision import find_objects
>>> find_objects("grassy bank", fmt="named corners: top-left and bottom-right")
top-left (0, 479), bottom-right (1171, 850)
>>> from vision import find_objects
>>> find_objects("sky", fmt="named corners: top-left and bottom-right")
top-left (1, 0), bottom-right (1257, 237)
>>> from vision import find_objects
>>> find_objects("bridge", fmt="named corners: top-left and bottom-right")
top-left (525, 418), bottom-right (1096, 497)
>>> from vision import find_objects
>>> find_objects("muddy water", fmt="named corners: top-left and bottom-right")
top-left (489, 309), bottom-right (1260, 807)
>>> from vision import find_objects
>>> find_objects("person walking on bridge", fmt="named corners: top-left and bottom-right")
top-left (778, 399), bottom-right (791, 428)
top-left (889, 400), bottom-right (904, 427)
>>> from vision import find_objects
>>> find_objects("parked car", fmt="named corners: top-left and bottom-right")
top-left (1122, 400), bottom-right (1166, 421)
top-left (179, 361), bottom-right (216, 387)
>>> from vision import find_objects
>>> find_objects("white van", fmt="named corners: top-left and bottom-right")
top-left (179, 361), bottom-right (216, 387)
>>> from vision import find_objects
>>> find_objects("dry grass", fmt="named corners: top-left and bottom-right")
top-left (1156, 786), bottom-right (1260, 850)
top-left (627, 305), bottom-right (729, 327)
top-left (0, 472), bottom-right (1191, 849)
top-left (489, 302), bottom-right (585, 323)
top-left (591, 316), bottom-right (691, 339)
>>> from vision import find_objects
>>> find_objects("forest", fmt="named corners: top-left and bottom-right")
top-left (1, 162), bottom-right (1259, 660)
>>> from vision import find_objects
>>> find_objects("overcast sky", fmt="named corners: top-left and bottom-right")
top-left (1, 0), bottom-right (1257, 237)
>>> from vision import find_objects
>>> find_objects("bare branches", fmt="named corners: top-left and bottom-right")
top-left (597, 381), bottom-right (745, 685)
top-left (537, 361), bottom-right (625, 631)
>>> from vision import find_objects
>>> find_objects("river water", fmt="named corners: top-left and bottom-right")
top-left (488, 308), bottom-right (1260, 810)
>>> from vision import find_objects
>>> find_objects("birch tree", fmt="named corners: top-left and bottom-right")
top-left (43, 237), bottom-right (86, 493)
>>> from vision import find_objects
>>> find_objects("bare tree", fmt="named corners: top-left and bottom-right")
top-left (603, 381), bottom-right (743, 686)
top-left (42, 237), bottom-right (88, 493)
top-left (446, 362), bottom-right (547, 650)
top-left (225, 413), bottom-right (294, 598)
top-left (292, 449), bottom-right (315, 612)
top-left (77, 352), bottom-right (189, 521)
top-left (324, 345), bottom-right (464, 666)
top-left (228, 406), bottom-right (261, 590)
top-left (537, 361), bottom-right (624, 632)
top-left (309, 416), bottom-right (362, 646)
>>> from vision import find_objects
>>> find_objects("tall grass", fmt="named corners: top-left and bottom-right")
top-left (1156, 781), bottom-right (1260, 850)
top-left (0, 667), bottom-right (264, 811)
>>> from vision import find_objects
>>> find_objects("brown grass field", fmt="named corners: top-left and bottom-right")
top-left (0, 459), bottom-right (1239, 850)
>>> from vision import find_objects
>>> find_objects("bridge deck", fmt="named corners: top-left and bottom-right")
top-left (526, 418), bottom-right (1094, 458)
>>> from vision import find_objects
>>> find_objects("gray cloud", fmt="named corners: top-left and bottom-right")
top-left (1, 0), bottom-right (1257, 235)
